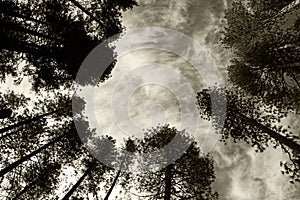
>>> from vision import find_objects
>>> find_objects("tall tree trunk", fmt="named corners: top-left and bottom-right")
top-left (234, 111), bottom-right (300, 153)
top-left (1, 10), bottom-right (46, 25)
top-left (69, 0), bottom-right (106, 28)
top-left (261, 0), bottom-right (300, 23)
top-left (2, 20), bottom-right (60, 42)
top-left (0, 1), bottom-right (47, 25)
top-left (275, 62), bottom-right (300, 70)
top-left (278, 0), bottom-right (300, 16)
top-left (0, 111), bottom-right (55, 139)
top-left (103, 170), bottom-right (121, 200)
top-left (164, 164), bottom-right (173, 200)
top-left (0, 133), bottom-right (66, 177)
top-left (104, 154), bottom-right (127, 200)
top-left (61, 160), bottom-right (97, 200)
top-left (1, 36), bottom-right (55, 56)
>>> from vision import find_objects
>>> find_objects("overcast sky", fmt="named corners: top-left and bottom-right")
top-left (77, 0), bottom-right (300, 199)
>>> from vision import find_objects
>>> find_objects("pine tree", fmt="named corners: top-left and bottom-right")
top-left (221, 0), bottom-right (300, 110)
top-left (197, 87), bottom-right (300, 182)
top-left (132, 125), bottom-right (218, 200)
top-left (0, 0), bottom-right (137, 91)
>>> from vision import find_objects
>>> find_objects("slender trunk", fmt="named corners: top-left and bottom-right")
top-left (278, 0), bottom-right (300, 16)
top-left (164, 164), bottom-right (172, 200)
top-left (12, 179), bottom-right (38, 200)
top-left (1, 10), bottom-right (47, 25)
top-left (0, 134), bottom-right (66, 177)
top-left (234, 111), bottom-right (300, 153)
top-left (2, 20), bottom-right (60, 42)
top-left (1, 37), bottom-right (55, 56)
top-left (261, 0), bottom-right (300, 23)
top-left (61, 160), bottom-right (97, 200)
top-left (104, 154), bottom-right (127, 200)
top-left (0, 111), bottom-right (55, 139)
top-left (103, 170), bottom-right (121, 200)
top-left (69, 0), bottom-right (106, 28)
top-left (0, 1), bottom-right (46, 25)
top-left (277, 62), bottom-right (300, 69)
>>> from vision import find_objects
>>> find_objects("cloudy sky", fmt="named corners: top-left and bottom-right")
top-left (75, 0), bottom-right (300, 199)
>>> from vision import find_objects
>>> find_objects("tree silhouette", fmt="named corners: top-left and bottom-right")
top-left (197, 87), bottom-right (300, 182)
top-left (0, 93), bottom-right (106, 198)
top-left (132, 125), bottom-right (218, 200)
top-left (222, 0), bottom-right (300, 110)
top-left (0, 0), bottom-right (137, 91)
top-left (0, 0), bottom-right (138, 196)
top-left (0, 92), bottom-right (73, 140)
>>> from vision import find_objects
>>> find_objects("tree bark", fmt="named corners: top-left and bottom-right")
top-left (234, 111), bottom-right (300, 153)
top-left (103, 170), bottom-right (121, 200)
top-left (0, 133), bottom-right (66, 177)
top-left (164, 164), bottom-right (173, 200)
top-left (0, 111), bottom-right (55, 139)
top-left (61, 160), bottom-right (97, 200)
top-left (103, 154), bottom-right (127, 200)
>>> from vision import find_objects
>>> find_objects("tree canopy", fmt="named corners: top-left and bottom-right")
top-left (0, 0), bottom-right (138, 199)
top-left (222, 0), bottom-right (300, 110)
top-left (0, 0), bottom-right (137, 91)
top-left (132, 125), bottom-right (218, 200)
top-left (197, 87), bottom-right (300, 182)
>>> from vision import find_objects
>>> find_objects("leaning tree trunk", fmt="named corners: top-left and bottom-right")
top-left (0, 133), bottom-right (66, 177)
top-left (234, 110), bottom-right (300, 153)
top-left (69, 0), bottom-right (106, 28)
top-left (104, 154), bottom-right (127, 200)
top-left (61, 160), bottom-right (97, 200)
top-left (0, 1), bottom-right (47, 25)
top-left (2, 20), bottom-right (60, 42)
top-left (0, 111), bottom-right (56, 139)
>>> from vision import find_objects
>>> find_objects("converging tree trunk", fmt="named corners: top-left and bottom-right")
top-left (69, 0), bottom-right (106, 28)
top-left (61, 159), bottom-right (97, 200)
top-left (104, 170), bottom-right (121, 200)
top-left (164, 164), bottom-right (173, 200)
top-left (1, 20), bottom-right (60, 42)
top-left (0, 111), bottom-right (56, 138)
top-left (104, 154), bottom-right (128, 200)
top-left (234, 110), bottom-right (300, 153)
top-left (0, 133), bottom-right (66, 177)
